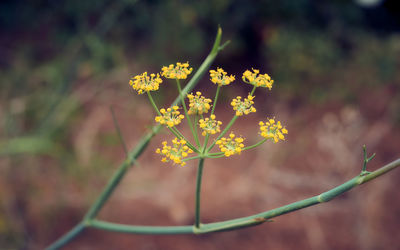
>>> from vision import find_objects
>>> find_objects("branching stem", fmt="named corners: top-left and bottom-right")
top-left (86, 158), bottom-right (400, 234)
top-left (47, 27), bottom-right (226, 250)
top-left (46, 28), bottom-right (400, 250)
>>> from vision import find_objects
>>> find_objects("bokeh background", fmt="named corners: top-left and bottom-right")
top-left (1, 0), bottom-right (400, 249)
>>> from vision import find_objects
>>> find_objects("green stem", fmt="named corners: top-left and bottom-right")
top-left (207, 115), bottom-right (238, 152)
top-left (110, 106), bottom-right (128, 156)
top-left (211, 85), bottom-right (221, 115)
top-left (90, 219), bottom-right (193, 234)
top-left (83, 158), bottom-right (400, 235)
top-left (206, 152), bottom-right (225, 157)
top-left (169, 127), bottom-right (199, 153)
top-left (148, 89), bottom-right (198, 153)
top-left (83, 160), bottom-right (131, 220)
top-left (46, 223), bottom-right (86, 250)
top-left (242, 138), bottom-right (267, 151)
top-left (194, 115), bottom-right (200, 145)
top-left (195, 158), bottom-right (205, 228)
top-left (205, 154), bottom-right (225, 159)
top-left (147, 91), bottom-right (162, 116)
top-left (176, 79), bottom-right (200, 147)
top-left (47, 27), bottom-right (227, 249)
top-left (174, 27), bottom-right (223, 106)
top-left (250, 85), bottom-right (257, 96)
top-left (203, 134), bottom-right (210, 151)
top-left (183, 155), bottom-right (203, 162)
top-left (362, 145), bottom-right (375, 172)
top-left (359, 158), bottom-right (400, 183)
top-left (84, 129), bottom-right (160, 220)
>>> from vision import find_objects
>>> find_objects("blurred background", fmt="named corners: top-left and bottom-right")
top-left (1, 0), bottom-right (400, 249)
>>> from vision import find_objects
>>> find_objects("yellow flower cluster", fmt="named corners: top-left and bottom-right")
top-left (198, 114), bottom-right (222, 136)
top-left (216, 132), bottom-right (245, 157)
top-left (155, 106), bottom-right (185, 127)
top-left (231, 94), bottom-right (256, 116)
top-left (209, 68), bottom-right (235, 86)
top-left (128, 61), bottom-right (287, 166)
top-left (242, 69), bottom-right (274, 90)
top-left (187, 92), bottom-right (212, 115)
top-left (161, 62), bottom-right (193, 79)
top-left (259, 118), bottom-right (288, 143)
top-left (129, 72), bottom-right (163, 95)
top-left (156, 138), bottom-right (194, 166)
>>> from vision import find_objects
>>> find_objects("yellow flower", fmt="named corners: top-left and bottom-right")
top-left (187, 91), bottom-right (212, 115)
top-left (155, 106), bottom-right (185, 127)
top-left (198, 114), bottom-right (222, 136)
top-left (216, 132), bottom-right (245, 157)
top-left (156, 138), bottom-right (194, 166)
top-left (231, 94), bottom-right (256, 116)
top-left (161, 62), bottom-right (193, 79)
top-left (209, 67), bottom-right (235, 86)
top-left (129, 72), bottom-right (163, 95)
top-left (242, 68), bottom-right (274, 90)
top-left (259, 118), bottom-right (288, 143)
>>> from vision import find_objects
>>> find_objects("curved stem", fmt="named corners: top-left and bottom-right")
top-left (84, 158), bottom-right (400, 235)
top-left (242, 138), bottom-right (267, 151)
top-left (48, 27), bottom-right (226, 250)
top-left (194, 158), bottom-right (205, 228)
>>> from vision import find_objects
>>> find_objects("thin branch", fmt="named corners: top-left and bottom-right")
top-left (195, 159), bottom-right (205, 228)
top-left (110, 106), bottom-right (128, 157)
top-left (46, 223), bottom-right (86, 250)
top-left (84, 158), bottom-right (400, 234)
top-left (47, 27), bottom-right (226, 250)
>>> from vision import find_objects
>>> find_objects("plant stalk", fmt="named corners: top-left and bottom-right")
top-left (84, 158), bottom-right (400, 235)
top-left (48, 27), bottom-right (226, 250)
top-left (194, 158), bottom-right (205, 228)
top-left (211, 85), bottom-right (221, 115)
top-left (46, 223), bottom-right (86, 250)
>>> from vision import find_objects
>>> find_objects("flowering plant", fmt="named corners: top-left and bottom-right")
top-left (48, 28), bottom-right (400, 250)
top-left (136, 63), bottom-right (286, 167)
